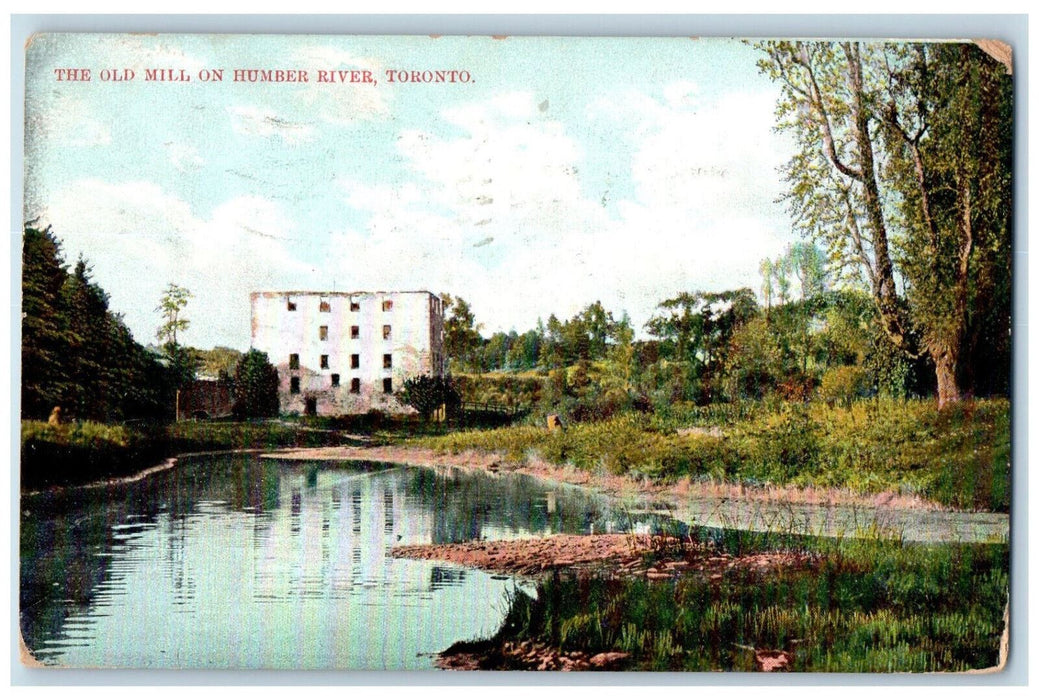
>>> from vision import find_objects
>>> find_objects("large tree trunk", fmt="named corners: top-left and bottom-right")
top-left (933, 346), bottom-right (962, 409)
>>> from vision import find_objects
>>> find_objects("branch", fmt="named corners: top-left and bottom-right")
top-left (798, 43), bottom-right (863, 181)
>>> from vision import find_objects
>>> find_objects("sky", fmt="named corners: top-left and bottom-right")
top-left (24, 34), bottom-right (798, 351)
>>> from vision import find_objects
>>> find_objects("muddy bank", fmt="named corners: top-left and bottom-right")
top-left (391, 533), bottom-right (814, 580)
top-left (264, 444), bottom-right (1010, 543)
top-left (436, 638), bottom-right (631, 671)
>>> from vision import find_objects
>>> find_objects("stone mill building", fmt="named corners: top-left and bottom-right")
top-left (250, 290), bottom-right (446, 415)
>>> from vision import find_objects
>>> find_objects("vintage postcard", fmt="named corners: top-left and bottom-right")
top-left (19, 33), bottom-right (1012, 672)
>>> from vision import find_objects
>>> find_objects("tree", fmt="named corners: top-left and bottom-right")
top-left (396, 374), bottom-right (460, 421)
top-left (21, 223), bottom-right (171, 421)
top-left (156, 283), bottom-right (198, 388)
top-left (156, 283), bottom-right (192, 346)
top-left (788, 242), bottom-right (828, 301)
top-left (21, 224), bottom-right (70, 418)
top-left (757, 41), bottom-right (1012, 407)
top-left (233, 349), bottom-right (280, 418)
top-left (197, 346), bottom-right (244, 379)
top-left (646, 289), bottom-right (758, 403)
top-left (441, 293), bottom-right (484, 370)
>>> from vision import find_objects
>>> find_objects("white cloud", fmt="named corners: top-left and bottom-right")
top-left (331, 87), bottom-right (796, 336)
top-left (42, 180), bottom-right (310, 349)
top-left (165, 142), bottom-right (204, 172)
top-left (292, 45), bottom-right (391, 125)
top-left (227, 105), bottom-right (315, 144)
top-left (99, 35), bottom-right (207, 76)
top-left (28, 93), bottom-right (111, 147)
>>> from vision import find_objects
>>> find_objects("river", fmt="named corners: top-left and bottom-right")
top-left (19, 453), bottom-right (668, 669)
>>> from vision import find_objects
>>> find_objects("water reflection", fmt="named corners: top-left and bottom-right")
top-left (20, 454), bottom-right (660, 669)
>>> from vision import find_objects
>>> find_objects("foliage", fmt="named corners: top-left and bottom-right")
top-left (488, 538), bottom-right (1008, 672)
top-left (155, 283), bottom-right (192, 346)
top-left (395, 373), bottom-right (461, 420)
top-left (645, 289), bottom-right (758, 404)
top-left (415, 398), bottom-right (1010, 512)
top-left (21, 224), bottom-right (172, 421)
top-left (756, 41), bottom-right (1012, 406)
top-left (20, 417), bottom-right (352, 489)
top-left (818, 365), bottom-right (870, 406)
top-left (232, 349), bottom-right (280, 419)
top-left (441, 293), bottom-right (484, 371)
top-left (196, 346), bottom-right (243, 379)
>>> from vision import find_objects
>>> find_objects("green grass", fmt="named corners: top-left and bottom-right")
top-left (412, 398), bottom-right (1010, 512)
top-left (487, 535), bottom-right (1008, 672)
top-left (20, 418), bottom-right (355, 489)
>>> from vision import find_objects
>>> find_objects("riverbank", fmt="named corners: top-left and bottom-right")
top-left (19, 419), bottom-right (359, 490)
top-left (423, 534), bottom-right (1009, 672)
top-left (267, 443), bottom-right (938, 510)
top-left (412, 398), bottom-right (1011, 513)
top-left (264, 444), bottom-right (1010, 543)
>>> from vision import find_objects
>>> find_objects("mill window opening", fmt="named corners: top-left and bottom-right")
top-left (382, 299), bottom-right (393, 312)
top-left (383, 354), bottom-right (393, 369)
top-left (319, 325), bottom-right (328, 340)
top-left (287, 299), bottom-right (297, 311)
top-left (350, 301), bottom-right (360, 312)
top-left (350, 378), bottom-right (361, 394)
top-left (351, 354), bottom-right (360, 369)
top-left (289, 353), bottom-right (299, 370)
top-left (331, 373), bottom-right (340, 387)
top-left (319, 300), bottom-right (331, 313)
top-left (351, 326), bottom-right (360, 339)
top-left (290, 377), bottom-right (301, 394)
top-left (320, 355), bottom-right (329, 369)
top-left (383, 378), bottom-right (393, 394)
top-left (383, 325), bottom-right (392, 340)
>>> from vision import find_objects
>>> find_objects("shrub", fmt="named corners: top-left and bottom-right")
top-left (818, 365), bottom-right (870, 406)
top-left (232, 349), bottom-right (279, 418)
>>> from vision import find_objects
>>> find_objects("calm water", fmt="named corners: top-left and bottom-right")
top-left (20, 455), bottom-right (662, 669)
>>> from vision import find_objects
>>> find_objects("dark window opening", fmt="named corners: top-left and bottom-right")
top-left (350, 301), bottom-right (360, 312)
top-left (289, 353), bottom-right (299, 370)
top-left (351, 354), bottom-right (360, 369)
top-left (290, 377), bottom-right (301, 394)
top-left (350, 378), bottom-right (361, 394)
top-left (331, 373), bottom-right (340, 387)
top-left (382, 324), bottom-right (391, 340)
top-left (351, 325), bottom-right (360, 339)
top-left (320, 354), bottom-right (329, 369)
top-left (287, 299), bottom-right (297, 311)
top-left (319, 325), bottom-right (328, 340)
top-left (382, 299), bottom-right (393, 312)
top-left (304, 397), bottom-right (317, 415)
top-left (383, 354), bottom-right (392, 369)
top-left (383, 378), bottom-right (393, 394)
top-left (319, 300), bottom-right (331, 313)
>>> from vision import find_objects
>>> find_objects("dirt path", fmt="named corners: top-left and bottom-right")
top-left (262, 444), bottom-right (1009, 543)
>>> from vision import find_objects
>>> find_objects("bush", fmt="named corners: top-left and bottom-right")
top-left (233, 349), bottom-right (279, 418)
top-left (818, 365), bottom-right (870, 406)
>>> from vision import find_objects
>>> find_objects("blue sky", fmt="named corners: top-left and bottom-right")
top-left (25, 34), bottom-right (797, 350)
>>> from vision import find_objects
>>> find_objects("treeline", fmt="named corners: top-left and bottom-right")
top-left (444, 243), bottom-right (1009, 419)
top-left (22, 224), bottom-right (177, 422)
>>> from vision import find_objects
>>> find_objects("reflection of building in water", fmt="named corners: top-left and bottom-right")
top-left (252, 469), bottom-right (457, 599)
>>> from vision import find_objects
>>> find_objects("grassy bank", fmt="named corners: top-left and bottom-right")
top-left (413, 398), bottom-right (1010, 512)
top-left (20, 419), bottom-right (352, 490)
top-left (466, 533), bottom-right (1008, 672)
